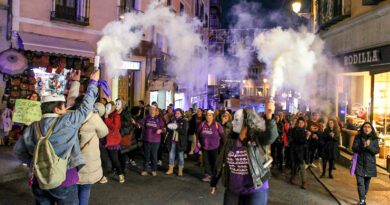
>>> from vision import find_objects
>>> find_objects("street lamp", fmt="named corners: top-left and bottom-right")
top-left (291, 0), bottom-right (312, 19)
top-left (292, 1), bottom-right (302, 14)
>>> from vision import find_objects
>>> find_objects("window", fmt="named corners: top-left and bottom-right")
top-left (180, 3), bottom-right (184, 16)
top-left (120, 0), bottom-right (135, 14)
top-left (200, 3), bottom-right (204, 22)
top-left (257, 88), bottom-right (263, 97)
top-left (51, 0), bottom-right (89, 26)
top-left (156, 33), bottom-right (164, 50)
top-left (317, 0), bottom-right (351, 30)
top-left (195, 0), bottom-right (199, 16)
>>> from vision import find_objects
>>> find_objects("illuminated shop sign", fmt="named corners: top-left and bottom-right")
top-left (344, 50), bottom-right (380, 66)
top-left (120, 61), bottom-right (141, 70)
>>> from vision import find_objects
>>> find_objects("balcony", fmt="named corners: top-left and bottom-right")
top-left (50, 0), bottom-right (90, 26)
top-left (318, 0), bottom-right (351, 31)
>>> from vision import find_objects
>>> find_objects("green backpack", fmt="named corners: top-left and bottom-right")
top-left (32, 118), bottom-right (70, 190)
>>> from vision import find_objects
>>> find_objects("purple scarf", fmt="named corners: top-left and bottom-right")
top-left (350, 153), bottom-right (358, 176)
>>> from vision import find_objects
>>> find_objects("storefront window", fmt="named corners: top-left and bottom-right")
top-left (373, 72), bottom-right (390, 135)
top-left (373, 71), bottom-right (390, 168)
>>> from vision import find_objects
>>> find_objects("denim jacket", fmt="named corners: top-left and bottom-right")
top-left (14, 81), bottom-right (98, 169)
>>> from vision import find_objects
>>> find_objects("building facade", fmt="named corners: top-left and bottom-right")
top-left (315, 0), bottom-right (390, 167)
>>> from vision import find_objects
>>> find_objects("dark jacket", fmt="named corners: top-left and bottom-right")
top-left (119, 107), bottom-right (137, 152)
top-left (222, 121), bottom-right (233, 140)
top-left (275, 120), bottom-right (285, 144)
top-left (211, 116), bottom-right (277, 188)
top-left (352, 130), bottom-right (379, 178)
top-left (290, 127), bottom-right (308, 163)
top-left (188, 114), bottom-right (205, 135)
top-left (320, 128), bottom-right (338, 159)
top-left (166, 118), bottom-right (189, 152)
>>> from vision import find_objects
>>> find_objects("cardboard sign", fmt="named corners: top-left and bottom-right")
top-left (12, 99), bottom-right (42, 125)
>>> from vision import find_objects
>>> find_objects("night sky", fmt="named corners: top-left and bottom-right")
top-left (221, 0), bottom-right (308, 29)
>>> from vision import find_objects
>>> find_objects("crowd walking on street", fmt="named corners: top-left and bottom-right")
top-left (0, 71), bottom-right (386, 205)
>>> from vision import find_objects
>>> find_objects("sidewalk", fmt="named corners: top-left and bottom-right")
top-left (310, 153), bottom-right (390, 205)
top-left (0, 146), bottom-right (29, 184)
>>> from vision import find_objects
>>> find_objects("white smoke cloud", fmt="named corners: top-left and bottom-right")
top-left (253, 27), bottom-right (342, 113)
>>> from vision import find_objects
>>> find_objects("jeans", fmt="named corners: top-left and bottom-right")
top-left (107, 149), bottom-right (123, 175)
top-left (203, 149), bottom-right (219, 176)
top-left (169, 143), bottom-right (184, 166)
top-left (143, 142), bottom-right (160, 172)
top-left (223, 188), bottom-right (269, 205)
top-left (291, 162), bottom-right (306, 182)
top-left (32, 181), bottom-right (78, 205)
top-left (356, 175), bottom-right (371, 201)
top-left (77, 184), bottom-right (92, 205)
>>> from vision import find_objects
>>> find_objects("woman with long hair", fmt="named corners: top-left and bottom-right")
top-left (165, 109), bottom-right (188, 176)
top-left (352, 122), bottom-right (379, 205)
top-left (320, 119), bottom-right (339, 178)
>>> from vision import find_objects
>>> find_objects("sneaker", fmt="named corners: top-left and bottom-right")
top-left (157, 160), bottom-right (163, 166)
top-left (99, 176), bottom-right (108, 184)
top-left (184, 154), bottom-right (188, 159)
top-left (151, 171), bottom-right (157, 177)
top-left (119, 175), bottom-right (125, 183)
top-left (329, 174), bottom-right (334, 179)
top-left (320, 173), bottom-right (325, 178)
top-left (21, 163), bottom-right (28, 167)
top-left (201, 175), bottom-right (211, 182)
top-left (130, 160), bottom-right (137, 166)
top-left (290, 178), bottom-right (297, 185)
top-left (356, 200), bottom-right (366, 205)
top-left (141, 171), bottom-right (148, 176)
top-left (189, 151), bottom-right (194, 155)
top-left (301, 180), bottom-right (307, 189)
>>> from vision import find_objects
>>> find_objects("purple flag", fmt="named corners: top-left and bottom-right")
top-left (98, 79), bottom-right (111, 98)
top-left (350, 153), bottom-right (358, 176)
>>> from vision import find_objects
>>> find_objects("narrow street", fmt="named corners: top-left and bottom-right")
top-left (0, 155), bottom-right (337, 205)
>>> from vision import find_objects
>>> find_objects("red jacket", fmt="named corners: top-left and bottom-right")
top-left (104, 112), bottom-right (122, 147)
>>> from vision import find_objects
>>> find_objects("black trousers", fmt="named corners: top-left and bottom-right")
top-left (322, 158), bottom-right (334, 176)
top-left (203, 149), bottom-right (219, 176)
top-left (107, 149), bottom-right (123, 175)
top-left (100, 147), bottom-right (111, 176)
top-left (356, 175), bottom-right (371, 201)
top-left (271, 142), bottom-right (284, 168)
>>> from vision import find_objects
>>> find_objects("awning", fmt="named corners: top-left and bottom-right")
top-left (18, 32), bottom-right (95, 58)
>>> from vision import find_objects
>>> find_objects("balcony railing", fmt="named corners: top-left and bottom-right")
top-left (318, 0), bottom-right (351, 31)
top-left (50, 0), bottom-right (90, 26)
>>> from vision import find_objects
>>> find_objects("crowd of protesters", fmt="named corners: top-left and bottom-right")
top-left (3, 71), bottom-right (384, 205)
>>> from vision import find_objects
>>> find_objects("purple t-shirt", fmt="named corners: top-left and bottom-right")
top-left (60, 168), bottom-right (79, 187)
top-left (227, 139), bottom-right (269, 195)
top-left (139, 116), bottom-right (165, 143)
top-left (197, 122), bottom-right (224, 150)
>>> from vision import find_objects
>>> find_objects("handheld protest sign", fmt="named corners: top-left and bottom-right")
top-left (12, 99), bottom-right (42, 125)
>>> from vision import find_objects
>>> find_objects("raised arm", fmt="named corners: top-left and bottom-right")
top-left (67, 70), bottom-right (100, 127)
top-left (66, 71), bottom-right (81, 109)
